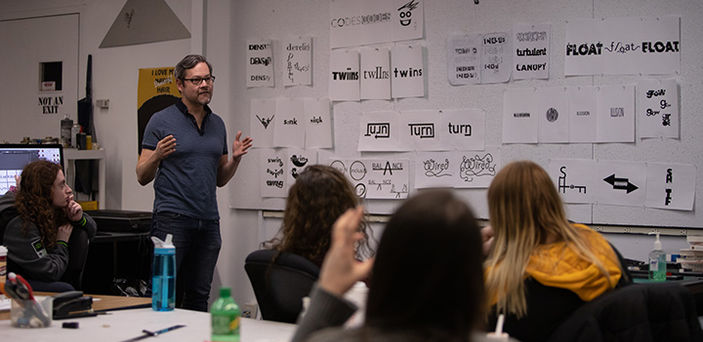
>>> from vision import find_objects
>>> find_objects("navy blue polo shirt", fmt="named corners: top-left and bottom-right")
top-left (142, 99), bottom-right (228, 219)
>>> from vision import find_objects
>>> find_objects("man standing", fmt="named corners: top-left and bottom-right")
top-left (137, 54), bottom-right (253, 311)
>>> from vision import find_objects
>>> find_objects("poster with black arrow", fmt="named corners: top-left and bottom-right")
top-left (594, 160), bottom-right (646, 206)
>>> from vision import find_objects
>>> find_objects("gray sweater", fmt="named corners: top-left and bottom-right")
top-left (292, 286), bottom-right (516, 342)
top-left (3, 209), bottom-right (96, 282)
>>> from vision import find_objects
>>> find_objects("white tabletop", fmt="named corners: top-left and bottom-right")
top-left (0, 308), bottom-right (296, 342)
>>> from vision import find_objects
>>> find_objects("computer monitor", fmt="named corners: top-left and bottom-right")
top-left (0, 143), bottom-right (64, 194)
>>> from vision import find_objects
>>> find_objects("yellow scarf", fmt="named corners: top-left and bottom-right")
top-left (525, 224), bottom-right (621, 301)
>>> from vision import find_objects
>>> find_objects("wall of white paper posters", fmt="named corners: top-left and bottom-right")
top-left (228, 0), bottom-right (702, 229)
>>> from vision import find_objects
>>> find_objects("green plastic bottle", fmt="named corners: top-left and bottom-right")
top-left (211, 287), bottom-right (240, 342)
top-left (648, 232), bottom-right (667, 282)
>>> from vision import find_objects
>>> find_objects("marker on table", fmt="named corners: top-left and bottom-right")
top-left (487, 314), bottom-right (510, 341)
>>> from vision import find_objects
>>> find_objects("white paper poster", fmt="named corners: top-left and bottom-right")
top-left (328, 158), bottom-right (409, 199)
top-left (260, 149), bottom-right (287, 198)
top-left (636, 79), bottom-right (679, 139)
top-left (537, 86), bottom-right (569, 143)
top-left (596, 85), bottom-right (635, 143)
top-left (273, 98), bottom-right (305, 148)
top-left (440, 109), bottom-right (485, 151)
top-left (358, 111), bottom-right (407, 152)
top-left (303, 98), bottom-right (333, 149)
top-left (567, 86), bottom-right (598, 143)
top-left (503, 87), bottom-right (538, 143)
top-left (415, 151), bottom-right (455, 189)
top-left (366, 159), bottom-right (409, 199)
top-left (391, 45), bottom-right (425, 98)
top-left (481, 32), bottom-right (511, 84)
top-left (37, 93), bottom-right (64, 116)
top-left (645, 162), bottom-right (696, 211)
top-left (329, 0), bottom-right (424, 49)
top-left (360, 48), bottom-right (391, 100)
top-left (250, 98), bottom-right (276, 148)
top-left (282, 36), bottom-right (312, 87)
top-left (548, 159), bottom-right (595, 204)
top-left (512, 23), bottom-right (550, 80)
top-left (565, 16), bottom-right (681, 76)
top-left (401, 110), bottom-right (442, 151)
top-left (246, 39), bottom-right (274, 88)
top-left (285, 147), bottom-right (317, 193)
top-left (455, 146), bottom-right (500, 188)
top-left (447, 34), bottom-right (481, 85)
top-left (329, 49), bottom-right (360, 101)
top-left (594, 160), bottom-right (646, 206)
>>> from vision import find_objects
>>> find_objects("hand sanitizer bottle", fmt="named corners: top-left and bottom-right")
top-left (648, 231), bottom-right (666, 282)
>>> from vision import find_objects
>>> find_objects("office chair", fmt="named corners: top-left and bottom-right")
top-left (244, 249), bottom-right (320, 323)
top-left (547, 282), bottom-right (703, 342)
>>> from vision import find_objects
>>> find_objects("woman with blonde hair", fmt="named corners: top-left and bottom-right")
top-left (483, 160), bottom-right (628, 342)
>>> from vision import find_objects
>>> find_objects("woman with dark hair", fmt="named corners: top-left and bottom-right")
top-left (3, 160), bottom-right (96, 291)
top-left (292, 190), bottom-right (499, 342)
top-left (264, 164), bottom-right (372, 267)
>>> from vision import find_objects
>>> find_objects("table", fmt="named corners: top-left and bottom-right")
top-left (0, 308), bottom-right (296, 342)
top-left (0, 293), bottom-right (151, 320)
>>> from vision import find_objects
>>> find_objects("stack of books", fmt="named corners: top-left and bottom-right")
top-left (678, 235), bottom-right (703, 272)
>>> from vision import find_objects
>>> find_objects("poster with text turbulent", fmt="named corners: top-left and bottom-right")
top-left (636, 79), bottom-right (679, 139)
top-left (329, 0), bottom-right (424, 49)
top-left (282, 36), bottom-right (312, 87)
top-left (512, 23), bottom-right (551, 80)
top-left (246, 39), bottom-right (274, 88)
top-left (564, 16), bottom-right (680, 76)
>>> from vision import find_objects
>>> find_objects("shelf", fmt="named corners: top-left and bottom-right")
top-left (63, 148), bottom-right (106, 209)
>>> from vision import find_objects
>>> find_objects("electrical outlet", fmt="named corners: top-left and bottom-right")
top-left (241, 302), bottom-right (258, 319)
top-left (96, 99), bottom-right (110, 109)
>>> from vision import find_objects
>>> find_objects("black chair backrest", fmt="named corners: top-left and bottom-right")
top-left (244, 249), bottom-right (320, 323)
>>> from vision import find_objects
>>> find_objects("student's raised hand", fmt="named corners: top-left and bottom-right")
top-left (319, 206), bottom-right (374, 297)
top-left (57, 223), bottom-right (73, 242)
top-left (232, 131), bottom-right (253, 160)
top-left (481, 225), bottom-right (494, 256)
top-left (65, 197), bottom-right (83, 222)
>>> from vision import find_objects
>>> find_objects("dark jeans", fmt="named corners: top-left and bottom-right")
top-left (151, 211), bottom-right (221, 312)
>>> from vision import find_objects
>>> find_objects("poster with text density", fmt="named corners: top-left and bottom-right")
top-left (246, 39), bottom-right (274, 88)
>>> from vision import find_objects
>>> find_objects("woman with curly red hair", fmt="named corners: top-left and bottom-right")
top-left (3, 160), bottom-right (96, 291)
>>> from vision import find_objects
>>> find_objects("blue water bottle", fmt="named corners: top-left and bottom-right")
top-left (151, 234), bottom-right (176, 311)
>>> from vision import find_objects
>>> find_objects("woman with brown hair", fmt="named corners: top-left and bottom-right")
top-left (483, 160), bottom-right (627, 342)
top-left (264, 164), bottom-right (372, 267)
top-left (3, 160), bottom-right (96, 291)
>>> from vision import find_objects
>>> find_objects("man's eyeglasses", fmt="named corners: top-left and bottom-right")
top-left (181, 75), bottom-right (216, 85)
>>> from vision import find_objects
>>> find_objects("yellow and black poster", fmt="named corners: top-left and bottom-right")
top-left (137, 67), bottom-right (181, 154)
